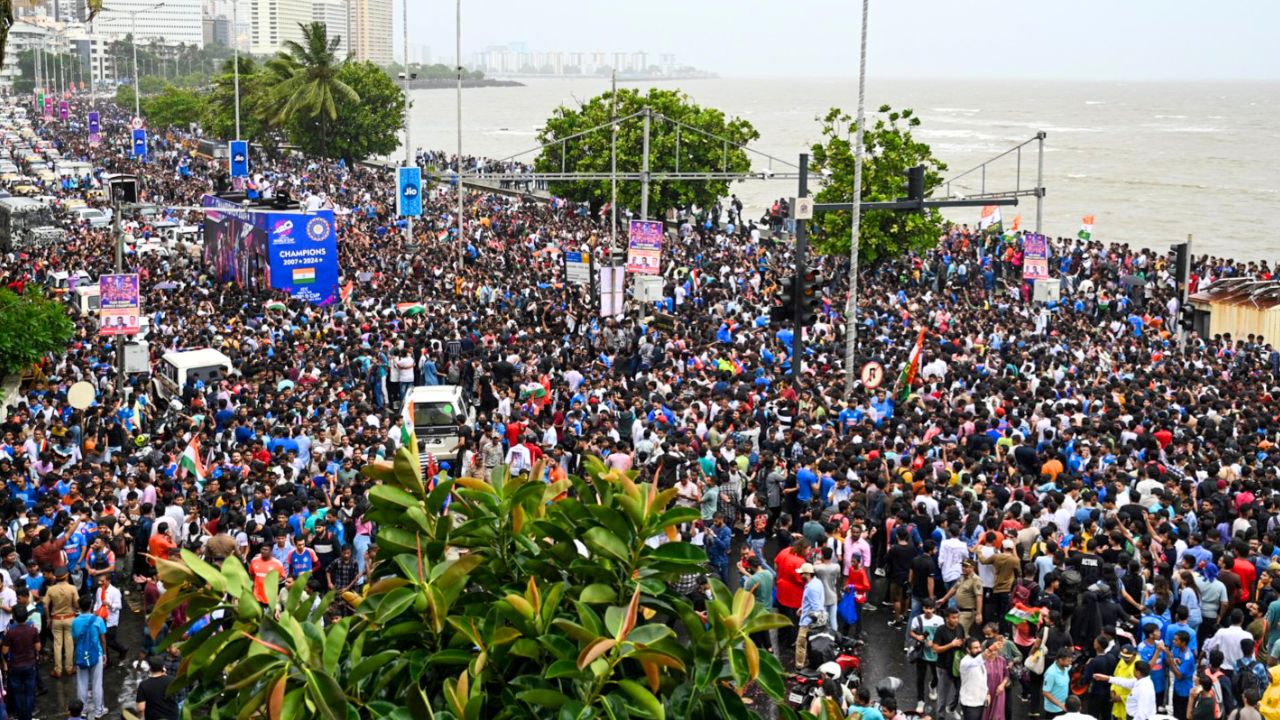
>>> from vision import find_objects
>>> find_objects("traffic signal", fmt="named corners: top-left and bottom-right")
top-left (1172, 242), bottom-right (1190, 292)
top-left (799, 271), bottom-right (822, 325)
top-left (771, 276), bottom-right (796, 322)
top-left (1179, 305), bottom-right (1195, 332)
top-left (906, 165), bottom-right (926, 206)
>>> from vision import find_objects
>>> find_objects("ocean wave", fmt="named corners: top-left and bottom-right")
top-left (1157, 126), bottom-right (1221, 133)
top-left (1154, 114), bottom-right (1188, 119)
top-left (484, 128), bottom-right (539, 136)
top-left (931, 108), bottom-right (981, 113)
top-left (1084, 100), bottom-right (1106, 105)
top-left (916, 129), bottom-right (1004, 140)
top-left (1043, 126), bottom-right (1105, 133)
top-left (1066, 174), bottom-right (1090, 179)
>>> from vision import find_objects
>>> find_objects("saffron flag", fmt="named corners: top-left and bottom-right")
top-left (1010, 214), bottom-right (1021, 233)
top-left (1078, 215), bottom-right (1095, 241)
top-left (179, 435), bottom-right (207, 481)
top-left (896, 327), bottom-right (926, 402)
top-left (979, 206), bottom-right (1002, 235)
top-left (340, 280), bottom-right (354, 306)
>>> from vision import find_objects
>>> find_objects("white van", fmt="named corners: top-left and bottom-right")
top-left (402, 385), bottom-right (475, 462)
top-left (72, 285), bottom-right (100, 315)
top-left (46, 270), bottom-right (93, 294)
top-left (154, 348), bottom-right (234, 400)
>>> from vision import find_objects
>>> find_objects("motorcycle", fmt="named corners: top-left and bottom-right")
top-left (785, 632), bottom-right (864, 710)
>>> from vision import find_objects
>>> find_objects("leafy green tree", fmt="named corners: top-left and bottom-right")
top-left (0, 287), bottom-right (74, 376)
top-left (285, 61), bottom-right (405, 162)
top-left (266, 22), bottom-right (358, 141)
top-left (203, 57), bottom-right (278, 142)
top-left (534, 88), bottom-right (758, 216)
top-left (154, 435), bottom-right (801, 719)
top-left (141, 86), bottom-right (204, 129)
top-left (808, 105), bottom-right (948, 262)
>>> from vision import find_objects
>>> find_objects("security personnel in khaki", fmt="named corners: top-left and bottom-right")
top-left (940, 558), bottom-right (984, 638)
top-left (44, 567), bottom-right (79, 677)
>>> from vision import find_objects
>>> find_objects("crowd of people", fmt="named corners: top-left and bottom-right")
top-left (2, 93), bottom-right (1280, 720)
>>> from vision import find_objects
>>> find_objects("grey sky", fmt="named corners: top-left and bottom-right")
top-left (395, 0), bottom-right (1278, 80)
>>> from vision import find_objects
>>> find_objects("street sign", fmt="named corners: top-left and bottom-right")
top-left (860, 361), bottom-right (885, 389)
top-left (131, 116), bottom-right (144, 130)
top-left (396, 166), bottom-right (422, 217)
top-left (229, 140), bottom-right (249, 178)
top-left (564, 251), bottom-right (592, 285)
top-left (794, 196), bottom-right (814, 220)
top-left (131, 129), bottom-right (147, 158)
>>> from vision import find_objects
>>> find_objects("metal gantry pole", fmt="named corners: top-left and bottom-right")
top-left (791, 153), bottom-right (809, 384)
top-left (455, 0), bottom-right (464, 266)
top-left (842, 0), bottom-right (871, 397)
top-left (610, 69), bottom-right (617, 250)
top-left (401, 0), bottom-right (412, 243)
top-left (1035, 131), bottom-right (1045, 234)
top-left (639, 107), bottom-right (650, 220)
top-left (131, 13), bottom-right (140, 119)
top-left (113, 197), bottom-right (124, 395)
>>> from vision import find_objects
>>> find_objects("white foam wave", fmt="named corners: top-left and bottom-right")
top-left (931, 108), bottom-right (981, 113)
top-left (1158, 127), bottom-right (1221, 134)
top-left (1066, 174), bottom-right (1090, 179)
top-left (1154, 114), bottom-right (1187, 119)
top-left (1084, 100), bottom-right (1106, 105)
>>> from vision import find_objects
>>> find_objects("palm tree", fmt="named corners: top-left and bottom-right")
top-left (267, 22), bottom-right (358, 136)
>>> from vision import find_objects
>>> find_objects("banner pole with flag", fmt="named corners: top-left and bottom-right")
top-left (895, 327), bottom-right (926, 402)
top-left (1078, 215), bottom-right (1095, 241)
top-left (179, 434), bottom-right (207, 485)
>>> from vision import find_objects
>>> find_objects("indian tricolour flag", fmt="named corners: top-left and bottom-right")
top-left (1005, 602), bottom-right (1042, 626)
top-left (896, 327), bottom-right (926, 402)
top-left (179, 435), bottom-right (207, 482)
top-left (1078, 215), bottom-right (1095, 241)
top-left (978, 206), bottom-right (1002, 234)
top-left (292, 267), bottom-right (317, 285)
top-left (264, 300), bottom-right (287, 312)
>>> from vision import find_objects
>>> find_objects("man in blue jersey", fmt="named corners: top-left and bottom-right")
top-left (286, 537), bottom-right (319, 586)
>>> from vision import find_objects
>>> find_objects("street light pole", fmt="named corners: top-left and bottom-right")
top-left (842, 0), bottom-right (870, 397)
top-left (455, 0), bottom-right (463, 266)
top-left (232, 0), bottom-right (240, 139)
top-left (401, 0), bottom-right (412, 242)
top-left (131, 12), bottom-right (140, 119)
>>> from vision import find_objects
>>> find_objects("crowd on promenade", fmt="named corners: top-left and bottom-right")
top-left (2, 95), bottom-right (1280, 720)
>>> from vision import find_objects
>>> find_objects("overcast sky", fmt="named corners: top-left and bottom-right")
top-left (394, 1), bottom-right (1278, 80)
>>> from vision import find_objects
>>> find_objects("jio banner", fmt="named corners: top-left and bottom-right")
top-left (200, 195), bottom-right (340, 304)
top-left (131, 129), bottom-right (147, 157)
top-left (88, 112), bottom-right (101, 146)
top-left (1022, 233), bottom-right (1050, 280)
top-left (57, 101), bottom-right (69, 121)
top-left (229, 140), bottom-right (249, 178)
top-left (626, 220), bottom-right (663, 275)
top-left (396, 166), bottom-right (421, 217)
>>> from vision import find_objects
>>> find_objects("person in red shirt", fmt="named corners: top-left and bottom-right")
top-left (147, 521), bottom-right (177, 567)
top-left (774, 537), bottom-right (809, 641)
top-left (249, 544), bottom-right (285, 604)
top-left (1232, 552), bottom-right (1256, 604)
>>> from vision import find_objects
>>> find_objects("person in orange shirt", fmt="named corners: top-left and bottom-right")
top-left (249, 544), bottom-right (285, 604)
top-left (1040, 456), bottom-right (1064, 482)
top-left (147, 522), bottom-right (177, 567)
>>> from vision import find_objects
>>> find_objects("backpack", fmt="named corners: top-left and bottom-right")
top-left (74, 617), bottom-right (101, 669)
top-left (1208, 668), bottom-right (1237, 717)
top-left (1234, 658), bottom-right (1269, 705)
top-left (1012, 577), bottom-right (1034, 606)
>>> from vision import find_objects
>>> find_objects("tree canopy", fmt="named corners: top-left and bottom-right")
top-left (808, 105), bottom-right (948, 262)
top-left (0, 286), bottom-right (74, 376)
top-left (155, 433), bottom-right (804, 719)
top-left (285, 60), bottom-right (405, 163)
top-left (534, 88), bottom-right (759, 216)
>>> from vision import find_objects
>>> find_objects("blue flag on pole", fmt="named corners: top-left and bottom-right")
top-left (131, 129), bottom-right (147, 158)
top-left (229, 140), bottom-right (249, 178)
top-left (397, 166), bottom-right (422, 217)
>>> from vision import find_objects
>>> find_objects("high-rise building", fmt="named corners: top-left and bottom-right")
top-left (96, 0), bottom-right (206, 48)
top-left (249, 0), bottom-right (310, 55)
top-left (311, 0), bottom-right (348, 56)
top-left (349, 0), bottom-right (391, 65)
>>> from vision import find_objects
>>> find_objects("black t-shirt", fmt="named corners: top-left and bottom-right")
top-left (1072, 552), bottom-right (1103, 586)
top-left (887, 543), bottom-right (918, 582)
top-left (934, 623), bottom-right (962, 676)
top-left (910, 554), bottom-right (938, 598)
top-left (136, 674), bottom-right (180, 720)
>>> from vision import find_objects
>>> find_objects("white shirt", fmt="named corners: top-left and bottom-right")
top-left (1058, 712), bottom-right (1097, 720)
top-left (958, 653), bottom-right (988, 707)
top-left (938, 537), bottom-right (969, 583)
top-left (1205, 624), bottom-right (1253, 668)
top-left (93, 584), bottom-right (123, 627)
top-left (1108, 675), bottom-right (1156, 720)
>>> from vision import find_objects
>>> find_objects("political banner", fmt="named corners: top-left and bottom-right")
top-left (42, 95), bottom-right (53, 119)
top-left (132, 128), bottom-right (147, 157)
top-left (201, 195), bottom-right (341, 304)
top-left (626, 220), bottom-right (663, 275)
top-left (396, 166), bottom-right (422, 217)
top-left (99, 273), bottom-right (140, 336)
top-left (1022, 233), bottom-right (1050, 280)
top-left (88, 111), bottom-right (101, 146)
top-left (58, 101), bottom-right (68, 121)
top-left (229, 140), bottom-right (249, 178)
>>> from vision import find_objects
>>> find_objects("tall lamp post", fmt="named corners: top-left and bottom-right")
top-left (841, 0), bottom-right (870, 397)
top-left (99, 1), bottom-right (166, 119)
top-left (231, 0), bottom-right (240, 139)
top-left (455, 0), bottom-right (463, 266)
top-left (401, 0), bottom-right (412, 241)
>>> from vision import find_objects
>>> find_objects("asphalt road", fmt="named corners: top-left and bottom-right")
top-left (35, 590), bottom-right (147, 720)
